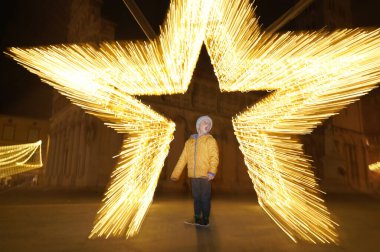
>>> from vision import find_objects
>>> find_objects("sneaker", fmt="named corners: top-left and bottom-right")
top-left (184, 217), bottom-right (202, 226)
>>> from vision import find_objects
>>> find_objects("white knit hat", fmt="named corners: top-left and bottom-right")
top-left (196, 115), bottom-right (213, 134)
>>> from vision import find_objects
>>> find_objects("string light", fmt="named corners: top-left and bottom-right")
top-left (0, 140), bottom-right (43, 178)
top-left (7, 0), bottom-right (213, 239)
top-left (206, 0), bottom-right (380, 243)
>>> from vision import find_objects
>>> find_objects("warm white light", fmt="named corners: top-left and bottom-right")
top-left (88, 97), bottom-right (175, 238)
top-left (206, 0), bottom-right (380, 244)
top-left (0, 140), bottom-right (43, 178)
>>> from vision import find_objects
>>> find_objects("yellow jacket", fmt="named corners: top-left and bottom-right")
top-left (171, 134), bottom-right (219, 179)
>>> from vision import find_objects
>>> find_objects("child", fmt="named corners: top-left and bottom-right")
top-left (170, 115), bottom-right (219, 226)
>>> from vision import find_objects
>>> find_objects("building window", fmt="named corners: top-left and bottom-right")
top-left (28, 128), bottom-right (40, 142)
top-left (2, 125), bottom-right (15, 140)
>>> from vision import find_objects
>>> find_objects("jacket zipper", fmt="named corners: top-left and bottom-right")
top-left (194, 137), bottom-right (198, 177)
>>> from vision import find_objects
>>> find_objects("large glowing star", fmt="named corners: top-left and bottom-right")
top-left (0, 140), bottom-right (43, 178)
top-left (6, 0), bottom-right (380, 244)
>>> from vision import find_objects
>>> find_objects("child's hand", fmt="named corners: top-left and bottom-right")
top-left (207, 173), bottom-right (215, 181)
top-left (170, 176), bottom-right (178, 181)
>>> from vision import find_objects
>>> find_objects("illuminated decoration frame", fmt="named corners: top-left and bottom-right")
top-left (0, 140), bottom-right (43, 178)
top-left (6, 0), bottom-right (380, 243)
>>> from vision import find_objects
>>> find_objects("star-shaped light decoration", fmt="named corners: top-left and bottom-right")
top-left (6, 0), bottom-right (380, 244)
top-left (0, 140), bottom-right (43, 178)
top-left (205, 0), bottom-right (380, 243)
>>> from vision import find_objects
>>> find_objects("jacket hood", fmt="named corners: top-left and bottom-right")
top-left (196, 115), bottom-right (213, 135)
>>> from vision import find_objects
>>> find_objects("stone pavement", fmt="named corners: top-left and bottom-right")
top-left (0, 190), bottom-right (379, 252)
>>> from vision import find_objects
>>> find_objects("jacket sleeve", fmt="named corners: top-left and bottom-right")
top-left (170, 141), bottom-right (188, 180)
top-left (208, 137), bottom-right (219, 175)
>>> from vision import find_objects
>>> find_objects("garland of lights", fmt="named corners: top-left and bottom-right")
top-left (0, 140), bottom-right (43, 178)
top-left (6, 0), bottom-right (380, 243)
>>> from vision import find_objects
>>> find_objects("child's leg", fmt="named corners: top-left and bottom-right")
top-left (199, 178), bottom-right (211, 224)
top-left (191, 178), bottom-right (202, 223)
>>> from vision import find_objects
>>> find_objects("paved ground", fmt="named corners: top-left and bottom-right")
top-left (0, 190), bottom-right (379, 252)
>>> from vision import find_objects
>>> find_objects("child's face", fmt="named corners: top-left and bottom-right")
top-left (199, 121), bottom-right (209, 134)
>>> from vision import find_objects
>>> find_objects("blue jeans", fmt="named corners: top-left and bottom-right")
top-left (191, 178), bottom-right (211, 220)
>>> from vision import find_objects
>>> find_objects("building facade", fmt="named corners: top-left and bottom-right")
top-left (44, 0), bottom-right (122, 189)
top-left (140, 66), bottom-right (265, 194)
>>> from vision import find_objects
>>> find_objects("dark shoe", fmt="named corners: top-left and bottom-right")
top-left (199, 218), bottom-right (209, 227)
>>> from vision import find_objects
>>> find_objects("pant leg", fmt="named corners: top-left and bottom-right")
top-left (191, 178), bottom-right (202, 218)
top-left (199, 178), bottom-right (211, 220)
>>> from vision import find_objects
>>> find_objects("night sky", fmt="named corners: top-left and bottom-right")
top-left (1, 0), bottom-right (380, 119)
